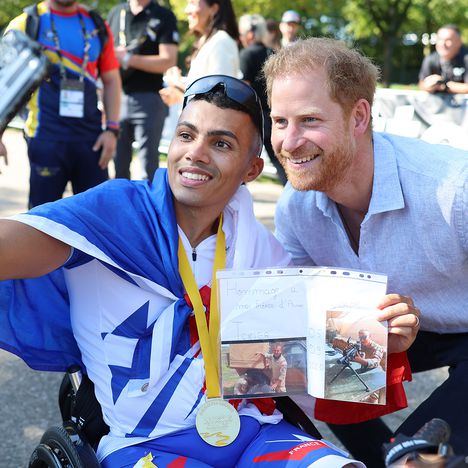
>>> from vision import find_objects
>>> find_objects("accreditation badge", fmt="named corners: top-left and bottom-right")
top-left (195, 398), bottom-right (240, 447)
top-left (59, 79), bottom-right (84, 118)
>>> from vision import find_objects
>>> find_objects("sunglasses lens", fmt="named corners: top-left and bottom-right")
top-left (183, 75), bottom-right (264, 145)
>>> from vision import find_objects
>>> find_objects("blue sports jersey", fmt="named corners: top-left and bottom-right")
top-left (6, 1), bottom-right (118, 141)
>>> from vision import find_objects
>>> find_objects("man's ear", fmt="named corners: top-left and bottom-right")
top-left (244, 157), bottom-right (264, 183)
top-left (352, 98), bottom-right (371, 136)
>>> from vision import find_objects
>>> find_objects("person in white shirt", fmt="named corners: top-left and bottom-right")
top-left (160, 0), bottom-right (240, 106)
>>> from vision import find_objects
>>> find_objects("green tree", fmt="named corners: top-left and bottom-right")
top-left (343, 0), bottom-right (413, 86)
top-left (2, 0), bottom-right (466, 85)
top-left (0, 0), bottom-right (120, 29)
top-left (343, 0), bottom-right (468, 86)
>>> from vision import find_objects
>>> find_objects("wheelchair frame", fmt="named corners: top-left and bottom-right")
top-left (29, 367), bottom-right (322, 467)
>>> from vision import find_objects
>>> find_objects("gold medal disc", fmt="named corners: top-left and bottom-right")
top-left (195, 398), bottom-right (240, 447)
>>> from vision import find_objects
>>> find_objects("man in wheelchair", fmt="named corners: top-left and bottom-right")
top-left (0, 75), bottom-right (418, 467)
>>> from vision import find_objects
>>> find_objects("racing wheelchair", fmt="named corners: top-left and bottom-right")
top-left (28, 366), bottom-right (323, 468)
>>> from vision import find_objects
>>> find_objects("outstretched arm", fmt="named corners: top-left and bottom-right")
top-left (0, 220), bottom-right (70, 280)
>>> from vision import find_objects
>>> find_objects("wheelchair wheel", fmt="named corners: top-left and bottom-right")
top-left (29, 422), bottom-right (98, 468)
top-left (29, 443), bottom-right (63, 468)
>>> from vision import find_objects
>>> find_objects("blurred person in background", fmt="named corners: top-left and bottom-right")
top-left (238, 13), bottom-right (287, 184)
top-left (418, 24), bottom-right (468, 94)
top-left (264, 19), bottom-right (281, 52)
top-left (279, 10), bottom-right (301, 47)
top-left (107, 0), bottom-right (179, 180)
top-left (160, 0), bottom-right (240, 106)
top-left (2, 0), bottom-right (121, 208)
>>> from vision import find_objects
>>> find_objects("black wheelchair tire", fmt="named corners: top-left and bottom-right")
top-left (33, 425), bottom-right (85, 468)
top-left (29, 443), bottom-right (63, 468)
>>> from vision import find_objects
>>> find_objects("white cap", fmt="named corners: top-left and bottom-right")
top-left (281, 10), bottom-right (301, 24)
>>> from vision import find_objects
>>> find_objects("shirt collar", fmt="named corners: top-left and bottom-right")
top-left (368, 132), bottom-right (405, 215)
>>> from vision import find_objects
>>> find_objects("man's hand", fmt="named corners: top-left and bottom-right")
top-left (419, 74), bottom-right (446, 93)
top-left (114, 45), bottom-right (128, 64)
top-left (159, 86), bottom-right (184, 106)
top-left (0, 140), bottom-right (7, 172)
top-left (164, 66), bottom-right (184, 88)
top-left (376, 294), bottom-right (420, 354)
top-left (93, 131), bottom-right (116, 169)
top-left (352, 354), bottom-right (368, 366)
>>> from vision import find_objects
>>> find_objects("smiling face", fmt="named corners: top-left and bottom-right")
top-left (167, 99), bottom-right (263, 219)
top-left (270, 70), bottom-right (356, 193)
top-left (435, 27), bottom-right (462, 61)
top-left (279, 21), bottom-right (299, 44)
top-left (272, 345), bottom-right (283, 359)
top-left (185, 0), bottom-right (218, 35)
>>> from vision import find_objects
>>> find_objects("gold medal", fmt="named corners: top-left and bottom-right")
top-left (179, 217), bottom-right (239, 445)
top-left (196, 398), bottom-right (240, 447)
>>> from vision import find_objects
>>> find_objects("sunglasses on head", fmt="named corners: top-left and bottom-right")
top-left (183, 75), bottom-right (264, 147)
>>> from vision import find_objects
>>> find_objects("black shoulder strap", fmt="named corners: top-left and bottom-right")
top-left (88, 9), bottom-right (109, 49)
top-left (274, 396), bottom-right (323, 440)
top-left (24, 3), bottom-right (40, 40)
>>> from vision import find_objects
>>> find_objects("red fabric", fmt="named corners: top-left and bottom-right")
top-left (97, 22), bottom-right (119, 73)
top-left (167, 457), bottom-right (187, 468)
top-left (314, 352), bottom-right (412, 424)
top-left (228, 398), bottom-right (276, 416)
top-left (185, 285), bottom-right (211, 348)
top-left (253, 441), bottom-right (330, 461)
top-left (248, 398), bottom-right (276, 416)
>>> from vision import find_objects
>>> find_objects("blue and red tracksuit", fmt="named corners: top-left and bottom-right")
top-left (7, 1), bottom-right (119, 207)
top-left (101, 417), bottom-right (361, 468)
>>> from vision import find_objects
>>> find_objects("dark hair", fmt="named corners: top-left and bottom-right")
top-left (264, 18), bottom-right (281, 50)
top-left (188, 0), bottom-right (239, 68)
top-left (205, 0), bottom-right (239, 42)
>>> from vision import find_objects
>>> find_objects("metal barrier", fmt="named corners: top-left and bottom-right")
top-left (373, 89), bottom-right (468, 150)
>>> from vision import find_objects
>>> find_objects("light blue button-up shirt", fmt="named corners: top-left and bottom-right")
top-left (275, 132), bottom-right (468, 333)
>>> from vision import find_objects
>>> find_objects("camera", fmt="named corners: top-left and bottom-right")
top-left (383, 418), bottom-right (468, 467)
top-left (0, 29), bottom-right (51, 133)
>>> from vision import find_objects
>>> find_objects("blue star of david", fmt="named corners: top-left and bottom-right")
top-left (102, 301), bottom-right (155, 403)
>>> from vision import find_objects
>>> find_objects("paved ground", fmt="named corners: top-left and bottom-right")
top-left (0, 128), bottom-right (448, 466)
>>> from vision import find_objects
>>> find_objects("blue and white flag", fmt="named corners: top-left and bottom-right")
top-left (0, 170), bottom-right (185, 371)
top-left (0, 169), bottom-right (290, 374)
top-left (0, 169), bottom-right (292, 457)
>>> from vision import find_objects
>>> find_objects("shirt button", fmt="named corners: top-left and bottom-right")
top-left (141, 383), bottom-right (149, 392)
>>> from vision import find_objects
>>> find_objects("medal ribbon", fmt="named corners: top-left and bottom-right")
top-left (178, 216), bottom-right (225, 399)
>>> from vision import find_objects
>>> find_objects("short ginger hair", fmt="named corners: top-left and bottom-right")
top-left (263, 37), bottom-right (380, 116)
